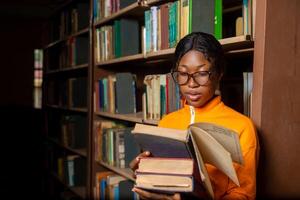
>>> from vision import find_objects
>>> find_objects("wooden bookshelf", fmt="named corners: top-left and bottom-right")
top-left (42, 0), bottom-right (91, 199)
top-left (50, 172), bottom-right (86, 199)
top-left (98, 161), bottom-right (135, 181)
top-left (45, 104), bottom-right (88, 113)
top-left (145, 0), bottom-right (174, 6)
top-left (94, 35), bottom-right (252, 67)
top-left (44, 28), bottom-right (89, 49)
top-left (95, 111), bottom-right (159, 125)
top-left (94, 2), bottom-right (147, 27)
top-left (95, 111), bottom-right (143, 123)
top-left (95, 53), bottom-right (144, 66)
top-left (41, 0), bottom-right (265, 199)
top-left (47, 136), bottom-right (87, 157)
top-left (40, 0), bottom-right (300, 199)
top-left (45, 63), bottom-right (88, 75)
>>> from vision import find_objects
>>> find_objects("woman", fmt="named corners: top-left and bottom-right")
top-left (130, 32), bottom-right (259, 200)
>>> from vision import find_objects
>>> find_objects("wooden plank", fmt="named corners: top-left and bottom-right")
top-left (94, 2), bottom-right (147, 27)
top-left (98, 161), bottom-right (135, 181)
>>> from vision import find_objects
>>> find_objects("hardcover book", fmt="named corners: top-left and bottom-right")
top-left (132, 122), bottom-right (244, 199)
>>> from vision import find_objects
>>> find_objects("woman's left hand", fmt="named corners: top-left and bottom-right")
top-left (132, 187), bottom-right (181, 200)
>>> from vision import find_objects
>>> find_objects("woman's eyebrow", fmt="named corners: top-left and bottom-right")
top-left (178, 63), bottom-right (206, 69)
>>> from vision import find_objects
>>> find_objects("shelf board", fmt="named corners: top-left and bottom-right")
top-left (94, 2), bottom-right (147, 27)
top-left (45, 63), bottom-right (88, 75)
top-left (45, 104), bottom-right (88, 113)
top-left (95, 111), bottom-right (144, 123)
top-left (223, 5), bottom-right (243, 14)
top-left (145, 0), bottom-right (174, 6)
top-left (46, 137), bottom-right (87, 157)
top-left (95, 53), bottom-right (144, 66)
top-left (98, 161), bottom-right (135, 181)
top-left (144, 48), bottom-right (175, 60)
top-left (95, 111), bottom-right (159, 125)
top-left (50, 172), bottom-right (86, 199)
top-left (226, 47), bottom-right (254, 55)
top-left (220, 35), bottom-right (253, 50)
top-left (44, 28), bottom-right (89, 49)
top-left (69, 186), bottom-right (86, 199)
top-left (94, 36), bottom-right (252, 66)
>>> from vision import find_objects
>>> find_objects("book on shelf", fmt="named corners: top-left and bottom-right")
top-left (101, 126), bottom-right (141, 168)
top-left (115, 73), bottom-right (137, 114)
top-left (132, 122), bottom-right (244, 199)
top-left (143, 73), bottom-right (182, 121)
top-left (144, 0), bottom-right (222, 53)
top-left (95, 171), bottom-right (137, 200)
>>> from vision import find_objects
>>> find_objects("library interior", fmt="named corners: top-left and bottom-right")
top-left (0, 0), bottom-right (299, 199)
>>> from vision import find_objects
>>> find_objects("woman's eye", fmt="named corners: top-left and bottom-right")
top-left (196, 72), bottom-right (208, 77)
top-left (179, 72), bottom-right (187, 76)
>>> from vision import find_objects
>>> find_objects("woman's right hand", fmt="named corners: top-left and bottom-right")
top-left (129, 151), bottom-right (151, 172)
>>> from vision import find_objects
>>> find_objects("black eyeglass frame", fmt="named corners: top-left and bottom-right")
top-left (171, 70), bottom-right (212, 86)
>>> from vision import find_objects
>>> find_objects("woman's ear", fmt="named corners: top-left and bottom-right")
top-left (218, 72), bottom-right (223, 82)
top-left (214, 73), bottom-right (223, 95)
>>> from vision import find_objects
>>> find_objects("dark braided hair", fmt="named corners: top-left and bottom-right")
top-left (174, 32), bottom-right (225, 79)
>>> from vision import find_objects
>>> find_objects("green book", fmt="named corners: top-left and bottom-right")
top-left (214, 0), bottom-right (223, 39)
top-left (169, 2), bottom-right (177, 48)
top-left (189, 0), bottom-right (215, 35)
top-left (114, 20), bottom-right (121, 58)
top-left (145, 10), bottom-right (151, 53)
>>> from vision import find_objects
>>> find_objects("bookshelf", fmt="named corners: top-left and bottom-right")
top-left (42, 0), bottom-right (91, 199)
top-left (41, 0), bottom-right (262, 199)
top-left (90, 0), bottom-right (255, 199)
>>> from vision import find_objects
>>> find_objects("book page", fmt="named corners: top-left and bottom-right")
top-left (190, 126), bottom-right (240, 186)
top-left (132, 123), bottom-right (187, 142)
top-left (189, 133), bottom-right (214, 199)
top-left (194, 123), bottom-right (244, 165)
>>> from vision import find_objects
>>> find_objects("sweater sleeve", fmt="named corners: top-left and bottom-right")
top-left (221, 119), bottom-right (259, 200)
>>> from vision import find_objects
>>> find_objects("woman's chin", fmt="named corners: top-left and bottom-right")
top-left (186, 99), bottom-right (203, 107)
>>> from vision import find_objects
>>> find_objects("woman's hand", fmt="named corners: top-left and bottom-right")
top-left (129, 151), bottom-right (151, 172)
top-left (132, 187), bottom-right (181, 200)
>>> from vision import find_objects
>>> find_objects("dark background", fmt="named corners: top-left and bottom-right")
top-left (0, 1), bottom-right (60, 198)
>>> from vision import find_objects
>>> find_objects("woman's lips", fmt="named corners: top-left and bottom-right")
top-left (186, 93), bottom-right (202, 101)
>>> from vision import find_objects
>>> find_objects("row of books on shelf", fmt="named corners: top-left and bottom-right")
top-left (61, 115), bottom-right (87, 149)
top-left (59, 36), bottom-right (89, 69)
top-left (94, 120), bottom-right (140, 169)
top-left (95, 171), bottom-right (138, 200)
top-left (47, 77), bottom-right (87, 108)
top-left (94, 73), bottom-right (137, 114)
top-left (143, 73), bottom-right (182, 120)
top-left (144, 0), bottom-right (221, 53)
top-left (95, 18), bottom-right (139, 62)
top-left (57, 155), bottom-right (87, 187)
top-left (93, 0), bottom-right (137, 22)
top-left (51, 2), bottom-right (89, 41)
top-left (45, 143), bottom-right (87, 187)
top-left (94, 72), bottom-right (183, 120)
top-left (46, 35), bottom-right (89, 71)
top-left (93, 0), bottom-right (256, 62)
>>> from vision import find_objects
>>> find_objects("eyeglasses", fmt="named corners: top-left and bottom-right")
top-left (171, 70), bottom-right (212, 86)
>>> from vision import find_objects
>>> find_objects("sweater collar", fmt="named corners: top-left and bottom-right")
top-left (184, 95), bottom-right (222, 113)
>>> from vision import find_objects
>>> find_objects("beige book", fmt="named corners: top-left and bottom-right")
top-left (236, 17), bottom-right (244, 36)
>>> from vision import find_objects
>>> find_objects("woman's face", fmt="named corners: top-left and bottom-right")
top-left (176, 50), bottom-right (219, 107)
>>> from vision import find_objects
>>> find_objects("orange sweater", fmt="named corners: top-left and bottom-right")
top-left (158, 96), bottom-right (259, 200)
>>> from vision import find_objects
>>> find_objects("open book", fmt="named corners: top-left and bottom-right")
top-left (131, 122), bottom-right (244, 199)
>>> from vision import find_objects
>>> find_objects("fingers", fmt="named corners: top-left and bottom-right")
top-left (129, 151), bottom-right (151, 171)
